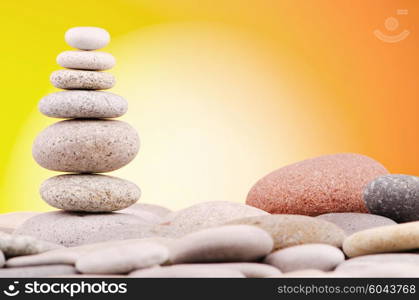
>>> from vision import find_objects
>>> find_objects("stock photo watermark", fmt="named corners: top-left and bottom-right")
top-left (2, 281), bottom-right (127, 297)
top-left (373, 9), bottom-right (410, 43)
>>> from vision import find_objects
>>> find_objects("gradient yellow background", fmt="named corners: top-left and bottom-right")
top-left (0, 0), bottom-right (418, 213)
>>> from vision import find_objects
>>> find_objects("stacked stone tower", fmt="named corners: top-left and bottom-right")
top-left (33, 27), bottom-right (141, 213)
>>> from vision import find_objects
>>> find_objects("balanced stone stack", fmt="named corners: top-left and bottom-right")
top-left (32, 27), bottom-right (141, 213)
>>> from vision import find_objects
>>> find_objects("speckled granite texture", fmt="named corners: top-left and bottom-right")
top-left (50, 70), bottom-right (115, 90)
top-left (40, 174), bottom-right (141, 212)
top-left (39, 90), bottom-right (127, 119)
top-left (32, 119), bottom-right (139, 173)
top-left (364, 174), bottom-right (419, 222)
top-left (246, 153), bottom-right (389, 215)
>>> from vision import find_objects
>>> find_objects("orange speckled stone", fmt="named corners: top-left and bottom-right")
top-left (246, 153), bottom-right (388, 216)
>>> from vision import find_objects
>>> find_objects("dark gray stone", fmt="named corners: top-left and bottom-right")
top-left (364, 174), bottom-right (419, 222)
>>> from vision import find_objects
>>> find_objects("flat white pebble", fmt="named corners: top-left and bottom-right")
top-left (50, 70), bottom-right (115, 90)
top-left (65, 27), bottom-right (110, 50)
top-left (170, 225), bottom-right (274, 263)
top-left (76, 242), bottom-right (169, 274)
top-left (57, 50), bottom-right (115, 70)
top-left (129, 265), bottom-right (245, 278)
top-left (264, 244), bottom-right (344, 272)
top-left (39, 91), bottom-right (127, 119)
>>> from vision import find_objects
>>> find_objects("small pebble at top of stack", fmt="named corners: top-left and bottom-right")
top-left (65, 27), bottom-right (110, 50)
top-left (364, 174), bottom-right (419, 222)
top-left (246, 153), bottom-right (388, 215)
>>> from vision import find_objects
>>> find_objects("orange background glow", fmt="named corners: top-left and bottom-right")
top-left (0, 0), bottom-right (418, 212)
